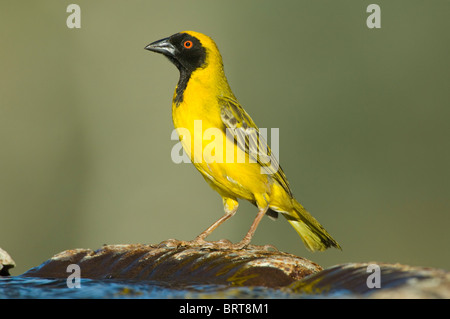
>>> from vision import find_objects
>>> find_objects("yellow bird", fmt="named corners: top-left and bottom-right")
top-left (145, 31), bottom-right (341, 251)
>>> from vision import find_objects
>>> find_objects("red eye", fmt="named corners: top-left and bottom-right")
top-left (183, 40), bottom-right (193, 49)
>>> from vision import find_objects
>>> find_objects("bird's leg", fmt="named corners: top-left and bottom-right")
top-left (233, 206), bottom-right (268, 249)
top-left (190, 208), bottom-right (237, 245)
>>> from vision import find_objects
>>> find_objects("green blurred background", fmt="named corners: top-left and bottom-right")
top-left (1, 1), bottom-right (449, 275)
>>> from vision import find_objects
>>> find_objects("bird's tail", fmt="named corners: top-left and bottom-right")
top-left (284, 199), bottom-right (341, 252)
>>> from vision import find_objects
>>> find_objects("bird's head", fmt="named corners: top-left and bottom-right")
top-left (145, 31), bottom-right (222, 74)
top-left (145, 31), bottom-right (232, 104)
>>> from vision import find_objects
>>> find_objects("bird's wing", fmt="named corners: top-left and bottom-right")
top-left (218, 96), bottom-right (292, 197)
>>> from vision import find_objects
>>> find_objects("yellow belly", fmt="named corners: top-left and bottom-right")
top-left (173, 101), bottom-right (271, 204)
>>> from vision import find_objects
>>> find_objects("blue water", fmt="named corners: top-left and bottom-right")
top-left (0, 276), bottom-right (305, 299)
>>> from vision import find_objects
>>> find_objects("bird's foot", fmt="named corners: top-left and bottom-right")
top-left (186, 237), bottom-right (236, 249)
top-left (156, 238), bottom-right (187, 248)
top-left (156, 238), bottom-right (232, 249)
top-left (157, 238), bottom-right (278, 251)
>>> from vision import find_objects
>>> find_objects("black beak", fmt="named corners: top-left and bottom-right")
top-left (145, 37), bottom-right (176, 57)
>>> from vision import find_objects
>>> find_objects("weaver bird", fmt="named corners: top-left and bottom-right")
top-left (145, 31), bottom-right (341, 251)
